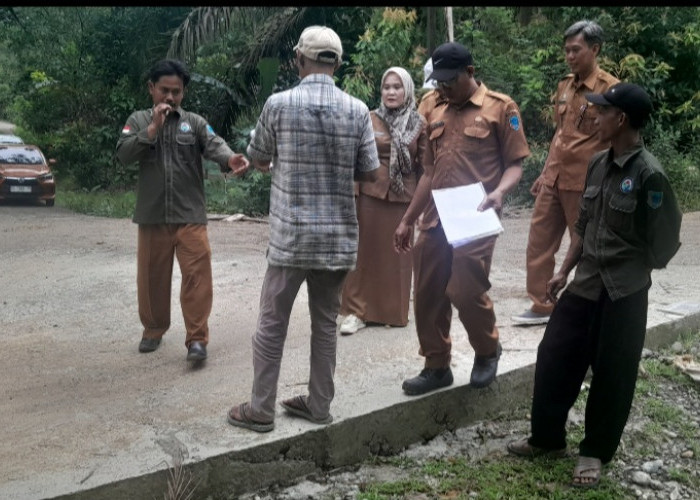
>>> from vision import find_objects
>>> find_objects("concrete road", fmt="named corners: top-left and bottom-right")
top-left (1, 201), bottom-right (699, 499)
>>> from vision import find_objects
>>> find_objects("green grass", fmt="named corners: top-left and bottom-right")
top-left (55, 163), bottom-right (271, 219)
top-left (57, 187), bottom-right (136, 218)
top-left (357, 455), bottom-right (632, 499)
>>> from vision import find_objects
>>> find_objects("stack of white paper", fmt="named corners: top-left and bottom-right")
top-left (432, 182), bottom-right (504, 248)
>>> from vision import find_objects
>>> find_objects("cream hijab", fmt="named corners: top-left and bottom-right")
top-left (374, 66), bottom-right (424, 195)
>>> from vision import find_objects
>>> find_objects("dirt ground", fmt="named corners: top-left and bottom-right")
top-left (1, 199), bottom-right (699, 500)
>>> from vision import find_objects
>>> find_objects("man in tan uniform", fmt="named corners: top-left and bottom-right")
top-left (394, 42), bottom-right (530, 394)
top-left (512, 20), bottom-right (619, 325)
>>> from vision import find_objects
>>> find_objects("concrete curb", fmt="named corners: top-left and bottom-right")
top-left (51, 311), bottom-right (700, 500)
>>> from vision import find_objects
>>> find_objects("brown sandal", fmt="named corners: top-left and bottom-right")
top-left (571, 456), bottom-right (602, 488)
top-left (227, 402), bottom-right (274, 433)
top-left (507, 437), bottom-right (567, 458)
top-left (280, 395), bottom-right (333, 425)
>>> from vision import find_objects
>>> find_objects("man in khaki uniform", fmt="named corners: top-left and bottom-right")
top-left (394, 42), bottom-right (530, 394)
top-left (512, 20), bottom-right (619, 325)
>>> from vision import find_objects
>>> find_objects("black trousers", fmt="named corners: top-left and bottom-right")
top-left (529, 285), bottom-right (649, 463)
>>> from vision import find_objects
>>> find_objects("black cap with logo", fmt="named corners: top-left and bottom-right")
top-left (427, 42), bottom-right (473, 82)
top-left (585, 82), bottom-right (653, 127)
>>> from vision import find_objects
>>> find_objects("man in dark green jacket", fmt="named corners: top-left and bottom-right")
top-left (116, 59), bottom-right (249, 363)
top-left (507, 83), bottom-right (682, 489)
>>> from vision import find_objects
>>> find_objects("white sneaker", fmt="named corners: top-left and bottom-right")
top-left (511, 308), bottom-right (550, 326)
top-left (339, 314), bottom-right (366, 335)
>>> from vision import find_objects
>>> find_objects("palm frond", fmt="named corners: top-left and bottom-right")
top-left (167, 6), bottom-right (235, 63)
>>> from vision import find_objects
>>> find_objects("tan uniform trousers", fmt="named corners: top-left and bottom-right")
top-left (525, 183), bottom-right (582, 315)
top-left (250, 265), bottom-right (348, 422)
top-left (413, 226), bottom-right (500, 369)
top-left (137, 224), bottom-right (212, 347)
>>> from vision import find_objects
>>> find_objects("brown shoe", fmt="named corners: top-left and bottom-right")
top-left (507, 437), bottom-right (567, 458)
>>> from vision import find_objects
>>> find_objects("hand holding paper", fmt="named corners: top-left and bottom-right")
top-left (432, 182), bottom-right (504, 248)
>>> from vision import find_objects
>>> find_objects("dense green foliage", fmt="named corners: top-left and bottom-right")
top-left (1, 7), bottom-right (699, 217)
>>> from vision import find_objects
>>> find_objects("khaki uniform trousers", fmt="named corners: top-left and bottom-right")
top-left (250, 265), bottom-right (348, 422)
top-left (526, 183), bottom-right (582, 314)
top-left (412, 226), bottom-right (499, 369)
top-left (137, 224), bottom-right (212, 347)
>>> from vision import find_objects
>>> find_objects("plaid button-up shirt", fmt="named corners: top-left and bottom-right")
top-left (247, 73), bottom-right (379, 270)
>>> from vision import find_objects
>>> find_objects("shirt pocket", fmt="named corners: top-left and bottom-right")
top-left (607, 193), bottom-right (637, 232)
top-left (429, 124), bottom-right (445, 157)
top-left (176, 133), bottom-right (197, 164)
top-left (579, 184), bottom-right (600, 221)
top-left (557, 103), bottom-right (567, 128)
top-left (575, 105), bottom-right (597, 135)
top-left (462, 125), bottom-right (493, 158)
top-left (463, 125), bottom-right (490, 140)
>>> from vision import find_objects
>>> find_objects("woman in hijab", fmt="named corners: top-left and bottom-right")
top-left (339, 66), bottom-right (428, 335)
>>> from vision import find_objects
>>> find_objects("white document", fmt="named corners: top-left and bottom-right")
top-left (432, 182), bottom-right (504, 248)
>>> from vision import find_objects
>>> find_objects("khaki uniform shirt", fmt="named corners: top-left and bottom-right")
top-left (356, 111), bottom-right (428, 203)
top-left (417, 89), bottom-right (448, 123)
top-left (116, 107), bottom-right (235, 225)
top-left (420, 82), bottom-right (531, 231)
top-left (542, 66), bottom-right (619, 192)
top-left (568, 143), bottom-right (682, 301)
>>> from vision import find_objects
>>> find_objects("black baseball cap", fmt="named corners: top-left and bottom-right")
top-left (585, 82), bottom-right (653, 126)
top-left (427, 42), bottom-right (473, 82)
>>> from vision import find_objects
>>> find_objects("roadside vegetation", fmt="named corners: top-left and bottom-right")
top-left (334, 330), bottom-right (700, 500)
top-left (2, 7), bottom-right (699, 217)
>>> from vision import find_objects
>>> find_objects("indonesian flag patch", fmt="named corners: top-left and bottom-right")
top-left (122, 125), bottom-right (131, 134)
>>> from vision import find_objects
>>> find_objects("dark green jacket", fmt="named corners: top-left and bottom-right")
top-left (568, 142), bottom-right (682, 301)
top-left (116, 107), bottom-right (234, 224)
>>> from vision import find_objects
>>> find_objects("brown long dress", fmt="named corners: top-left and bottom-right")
top-left (339, 111), bottom-right (427, 326)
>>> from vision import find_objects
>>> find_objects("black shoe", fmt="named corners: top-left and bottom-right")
top-left (470, 343), bottom-right (502, 388)
top-left (138, 337), bottom-right (161, 353)
top-left (186, 341), bottom-right (207, 361)
top-left (402, 367), bottom-right (453, 396)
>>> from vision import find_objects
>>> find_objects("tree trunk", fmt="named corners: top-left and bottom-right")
top-left (426, 7), bottom-right (436, 55)
top-left (517, 7), bottom-right (537, 26)
top-left (445, 7), bottom-right (454, 42)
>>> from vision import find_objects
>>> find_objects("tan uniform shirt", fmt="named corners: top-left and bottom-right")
top-left (420, 82), bottom-right (531, 231)
top-left (357, 111), bottom-right (428, 203)
top-left (417, 89), bottom-right (448, 123)
top-left (541, 66), bottom-right (619, 192)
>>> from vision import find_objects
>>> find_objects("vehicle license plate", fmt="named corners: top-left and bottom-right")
top-left (10, 186), bottom-right (32, 193)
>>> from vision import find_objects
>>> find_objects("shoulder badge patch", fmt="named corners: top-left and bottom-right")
top-left (121, 125), bottom-right (131, 134)
top-left (647, 190), bottom-right (663, 209)
top-left (206, 124), bottom-right (215, 135)
top-left (509, 114), bottom-right (520, 131)
top-left (620, 177), bottom-right (634, 193)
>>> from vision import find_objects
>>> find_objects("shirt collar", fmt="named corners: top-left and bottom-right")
top-left (610, 139), bottom-right (645, 169)
top-left (451, 81), bottom-right (488, 110)
top-left (576, 64), bottom-right (600, 91)
top-left (299, 73), bottom-right (336, 86)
